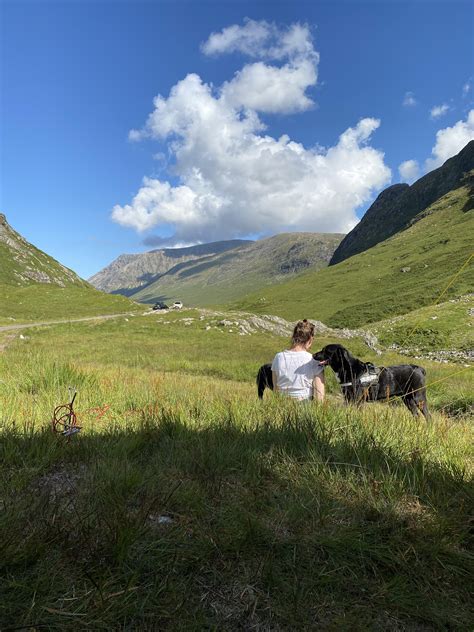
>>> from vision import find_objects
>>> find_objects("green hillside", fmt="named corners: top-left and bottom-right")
top-left (0, 214), bottom-right (140, 323)
top-left (0, 285), bottom-right (142, 324)
top-left (331, 139), bottom-right (474, 264)
top-left (371, 294), bottom-right (473, 355)
top-left (232, 179), bottom-right (474, 328)
top-left (131, 232), bottom-right (343, 306)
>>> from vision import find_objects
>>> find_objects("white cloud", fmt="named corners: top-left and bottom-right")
top-left (128, 129), bottom-right (142, 142)
top-left (430, 104), bottom-right (450, 120)
top-left (425, 109), bottom-right (474, 171)
top-left (398, 160), bottom-right (420, 184)
top-left (403, 91), bottom-right (417, 107)
top-left (462, 79), bottom-right (471, 96)
top-left (205, 20), bottom-right (320, 115)
top-left (201, 19), bottom-right (315, 61)
top-left (221, 58), bottom-right (317, 114)
top-left (113, 21), bottom-right (391, 242)
top-left (201, 19), bottom-right (273, 58)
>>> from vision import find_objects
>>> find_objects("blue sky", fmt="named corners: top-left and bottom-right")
top-left (1, 0), bottom-right (473, 279)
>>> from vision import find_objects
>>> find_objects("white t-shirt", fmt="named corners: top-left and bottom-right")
top-left (271, 350), bottom-right (324, 400)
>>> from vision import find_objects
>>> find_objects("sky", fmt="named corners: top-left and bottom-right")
top-left (1, 0), bottom-right (473, 279)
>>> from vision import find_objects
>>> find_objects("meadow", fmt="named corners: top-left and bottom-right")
top-left (0, 284), bottom-right (142, 326)
top-left (0, 312), bottom-right (473, 629)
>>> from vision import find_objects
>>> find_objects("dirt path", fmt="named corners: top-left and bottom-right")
top-left (0, 313), bottom-right (139, 333)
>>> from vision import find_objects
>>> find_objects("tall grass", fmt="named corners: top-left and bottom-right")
top-left (0, 319), bottom-right (472, 629)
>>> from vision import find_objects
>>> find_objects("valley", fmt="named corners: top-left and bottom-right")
top-left (1, 143), bottom-right (473, 630)
top-left (90, 232), bottom-right (344, 308)
top-left (233, 179), bottom-right (474, 326)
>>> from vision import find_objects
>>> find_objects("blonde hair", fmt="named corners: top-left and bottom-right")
top-left (291, 319), bottom-right (315, 346)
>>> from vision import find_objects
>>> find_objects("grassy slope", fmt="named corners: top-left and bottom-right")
top-left (231, 184), bottom-right (474, 327)
top-left (0, 230), bottom-right (142, 324)
top-left (0, 315), bottom-right (472, 628)
top-left (0, 284), bottom-right (142, 325)
top-left (131, 232), bottom-right (343, 307)
top-left (370, 294), bottom-right (474, 354)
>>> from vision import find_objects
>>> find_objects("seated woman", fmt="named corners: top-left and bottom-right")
top-left (271, 319), bottom-right (325, 402)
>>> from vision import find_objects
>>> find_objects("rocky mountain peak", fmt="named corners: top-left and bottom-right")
top-left (330, 141), bottom-right (474, 265)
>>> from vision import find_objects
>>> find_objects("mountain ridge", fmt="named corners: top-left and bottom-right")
top-left (0, 213), bottom-right (86, 287)
top-left (114, 232), bottom-right (345, 306)
top-left (0, 213), bottom-right (140, 323)
top-left (232, 176), bottom-right (474, 327)
top-left (330, 140), bottom-right (474, 264)
top-left (89, 239), bottom-right (253, 294)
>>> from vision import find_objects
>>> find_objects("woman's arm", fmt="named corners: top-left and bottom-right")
top-left (272, 371), bottom-right (279, 393)
top-left (313, 373), bottom-right (325, 402)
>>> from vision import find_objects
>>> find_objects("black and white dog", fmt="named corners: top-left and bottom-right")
top-left (312, 344), bottom-right (430, 419)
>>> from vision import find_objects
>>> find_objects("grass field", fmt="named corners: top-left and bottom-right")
top-left (0, 313), bottom-right (472, 629)
top-left (371, 294), bottom-right (474, 355)
top-left (0, 284), bottom-right (143, 325)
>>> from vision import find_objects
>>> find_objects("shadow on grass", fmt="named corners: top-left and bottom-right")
top-left (1, 410), bottom-right (472, 630)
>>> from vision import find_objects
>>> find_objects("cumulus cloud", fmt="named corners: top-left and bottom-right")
top-left (201, 19), bottom-right (315, 61)
top-left (114, 20), bottom-right (391, 242)
top-left (221, 58), bottom-right (317, 114)
top-left (425, 109), bottom-right (474, 170)
top-left (403, 91), bottom-right (417, 107)
top-left (430, 104), bottom-right (450, 120)
top-left (204, 20), bottom-right (320, 115)
top-left (398, 160), bottom-right (420, 184)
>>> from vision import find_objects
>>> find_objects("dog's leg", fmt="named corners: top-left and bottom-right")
top-left (402, 396), bottom-right (420, 418)
top-left (257, 371), bottom-right (266, 399)
top-left (417, 394), bottom-right (431, 421)
top-left (256, 367), bottom-right (265, 399)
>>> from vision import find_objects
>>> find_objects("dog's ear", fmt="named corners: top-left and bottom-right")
top-left (338, 347), bottom-right (351, 365)
top-left (327, 347), bottom-right (343, 368)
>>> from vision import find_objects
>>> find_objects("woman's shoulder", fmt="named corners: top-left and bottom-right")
top-left (271, 351), bottom-right (284, 367)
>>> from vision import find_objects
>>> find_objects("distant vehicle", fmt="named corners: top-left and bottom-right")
top-left (172, 301), bottom-right (183, 310)
top-left (152, 301), bottom-right (169, 310)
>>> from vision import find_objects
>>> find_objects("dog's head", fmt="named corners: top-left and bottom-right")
top-left (313, 344), bottom-right (358, 374)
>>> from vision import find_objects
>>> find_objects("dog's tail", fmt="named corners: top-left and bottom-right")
top-left (256, 364), bottom-right (272, 399)
top-left (256, 366), bottom-right (266, 399)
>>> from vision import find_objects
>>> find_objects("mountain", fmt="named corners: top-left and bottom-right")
top-left (89, 239), bottom-right (253, 294)
top-left (0, 214), bottom-right (138, 322)
top-left (102, 232), bottom-right (344, 307)
top-left (232, 174), bottom-right (474, 328)
top-left (330, 140), bottom-right (474, 265)
top-left (0, 213), bottom-right (87, 288)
